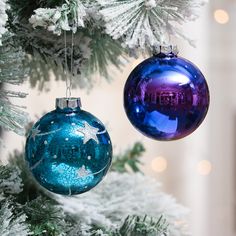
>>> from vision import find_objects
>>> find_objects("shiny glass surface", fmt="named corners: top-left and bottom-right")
top-left (124, 53), bottom-right (210, 141)
top-left (25, 100), bottom-right (112, 195)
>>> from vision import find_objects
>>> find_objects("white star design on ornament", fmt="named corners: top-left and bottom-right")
top-left (31, 125), bottom-right (41, 141)
top-left (77, 122), bottom-right (99, 144)
top-left (77, 165), bottom-right (89, 178)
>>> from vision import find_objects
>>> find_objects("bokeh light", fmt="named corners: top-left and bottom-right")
top-left (151, 156), bottom-right (168, 173)
top-left (214, 9), bottom-right (229, 24)
top-left (197, 160), bottom-right (212, 176)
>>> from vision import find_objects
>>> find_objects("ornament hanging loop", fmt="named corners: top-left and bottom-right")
top-left (66, 86), bottom-right (71, 98)
top-left (64, 31), bottom-right (70, 99)
top-left (64, 28), bottom-right (74, 99)
top-left (69, 27), bottom-right (74, 96)
top-left (152, 6), bottom-right (178, 56)
top-left (166, 10), bottom-right (171, 46)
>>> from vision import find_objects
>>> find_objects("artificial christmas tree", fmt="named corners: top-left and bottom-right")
top-left (0, 0), bottom-right (206, 235)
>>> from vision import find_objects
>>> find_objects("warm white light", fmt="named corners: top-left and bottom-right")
top-left (151, 156), bottom-right (168, 173)
top-left (214, 9), bottom-right (229, 24)
top-left (197, 160), bottom-right (212, 176)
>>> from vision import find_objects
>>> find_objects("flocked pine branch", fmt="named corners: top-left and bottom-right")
top-left (0, 165), bottom-right (22, 196)
top-left (10, 20), bottom-right (128, 89)
top-left (81, 29), bottom-right (129, 82)
top-left (6, 143), bottom-right (190, 235)
top-left (29, 0), bottom-right (87, 35)
top-left (23, 196), bottom-right (69, 236)
top-left (0, 34), bottom-right (29, 136)
top-left (0, 90), bottom-right (27, 136)
top-left (91, 215), bottom-right (168, 236)
top-left (117, 215), bottom-right (168, 236)
top-left (6, 0), bottom-right (127, 89)
top-left (0, 0), bottom-right (9, 45)
top-left (0, 201), bottom-right (31, 236)
top-left (6, 146), bottom-right (172, 236)
top-left (5, 154), bottom-right (73, 236)
top-left (8, 150), bottom-right (48, 202)
top-left (0, 37), bottom-right (28, 85)
top-left (98, 0), bottom-right (205, 49)
top-left (25, 0), bottom-right (205, 49)
top-left (56, 172), bottom-right (189, 235)
top-left (5, 0), bottom-right (205, 92)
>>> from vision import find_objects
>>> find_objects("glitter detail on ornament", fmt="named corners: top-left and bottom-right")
top-left (77, 165), bottom-right (89, 178)
top-left (25, 97), bottom-right (112, 195)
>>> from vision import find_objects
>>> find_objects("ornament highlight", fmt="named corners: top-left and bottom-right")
top-left (25, 98), bottom-right (112, 195)
top-left (124, 47), bottom-right (210, 141)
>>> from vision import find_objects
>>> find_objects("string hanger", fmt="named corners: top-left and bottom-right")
top-left (64, 28), bottom-right (74, 99)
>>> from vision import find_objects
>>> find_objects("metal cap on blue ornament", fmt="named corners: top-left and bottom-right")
top-left (124, 45), bottom-right (210, 141)
top-left (25, 97), bottom-right (112, 195)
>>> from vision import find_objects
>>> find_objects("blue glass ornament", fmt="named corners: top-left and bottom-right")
top-left (124, 47), bottom-right (210, 141)
top-left (25, 98), bottom-right (112, 195)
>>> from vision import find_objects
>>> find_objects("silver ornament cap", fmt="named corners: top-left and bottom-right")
top-left (153, 45), bottom-right (179, 56)
top-left (56, 97), bottom-right (82, 110)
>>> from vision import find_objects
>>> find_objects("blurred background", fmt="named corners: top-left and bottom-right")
top-left (1, 0), bottom-right (236, 235)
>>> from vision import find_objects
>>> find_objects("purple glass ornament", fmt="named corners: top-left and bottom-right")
top-left (124, 49), bottom-right (210, 141)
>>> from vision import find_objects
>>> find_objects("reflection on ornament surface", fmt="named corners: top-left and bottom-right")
top-left (124, 51), bottom-right (210, 141)
top-left (25, 98), bottom-right (112, 195)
